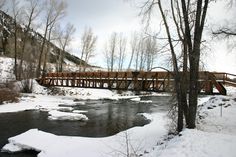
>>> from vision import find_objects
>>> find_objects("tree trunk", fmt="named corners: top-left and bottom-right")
top-left (36, 25), bottom-right (48, 77)
top-left (182, 39), bottom-right (189, 126)
top-left (14, 20), bottom-right (18, 80)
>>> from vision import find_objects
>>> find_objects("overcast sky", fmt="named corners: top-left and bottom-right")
top-left (63, 0), bottom-right (236, 73)
top-left (65, 0), bottom-right (142, 66)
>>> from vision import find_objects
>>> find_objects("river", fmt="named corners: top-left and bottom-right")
top-left (0, 95), bottom-right (171, 157)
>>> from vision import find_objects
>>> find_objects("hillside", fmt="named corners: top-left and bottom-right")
top-left (0, 10), bottom-right (88, 69)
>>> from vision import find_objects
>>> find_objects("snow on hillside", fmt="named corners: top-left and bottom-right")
top-left (0, 56), bottom-right (101, 85)
top-left (0, 57), bottom-right (15, 83)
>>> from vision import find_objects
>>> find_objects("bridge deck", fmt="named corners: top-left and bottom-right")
top-left (36, 71), bottom-right (236, 95)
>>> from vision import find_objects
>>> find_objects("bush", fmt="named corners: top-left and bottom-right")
top-left (0, 88), bottom-right (20, 104)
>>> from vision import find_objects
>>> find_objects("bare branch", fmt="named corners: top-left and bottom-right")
top-left (213, 28), bottom-right (236, 37)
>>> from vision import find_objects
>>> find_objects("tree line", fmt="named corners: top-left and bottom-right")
top-left (0, 0), bottom-right (98, 80)
top-left (104, 32), bottom-right (159, 72)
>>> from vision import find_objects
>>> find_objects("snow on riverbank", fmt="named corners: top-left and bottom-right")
top-left (148, 129), bottom-right (236, 157)
top-left (0, 94), bottom-right (76, 113)
top-left (145, 87), bottom-right (236, 157)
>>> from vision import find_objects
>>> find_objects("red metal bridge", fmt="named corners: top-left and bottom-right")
top-left (36, 71), bottom-right (236, 95)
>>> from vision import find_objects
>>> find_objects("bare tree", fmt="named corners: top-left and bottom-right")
top-left (18, 0), bottom-right (41, 79)
top-left (134, 36), bottom-right (142, 71)
top-left (36, 0), bottom-right (67, 77)
top-left (10, 0), bottom-right (22, 80)
top-left (145, 36), bottom-right (158, 71)
top-left (57, 23), bottom-right (76, 72)
top-left (213, 0), bottom-right (236, 50)
top-left (117, 33), bottom-right (127, 71)
top-left (138, 38), bottom-right (146, 71)
top-left (104, 32), bottom-right (118, 72)
top-left (132, 34), bottom-right (158, 71)
top-left (0, 0), bottom-right (7, 55)
top-left (127, 32), bottom-right (139, 70)
top-left (140, 0), bottom-right (209, 131)
top-left (79, 27), bottom-right (97, 71)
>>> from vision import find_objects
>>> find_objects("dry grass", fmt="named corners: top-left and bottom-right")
top-left (0, 88), bottom-right (20, 104)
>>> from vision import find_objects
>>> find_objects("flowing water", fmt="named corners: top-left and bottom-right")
top-left (0, 96), bottom-right (171, 157)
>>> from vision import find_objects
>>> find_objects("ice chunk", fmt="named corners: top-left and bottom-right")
top-left (48, 110), bottom-right (88, 121)
top-left (1, 143), bottom-right (24, 153)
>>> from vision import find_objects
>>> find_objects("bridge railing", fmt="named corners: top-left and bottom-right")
top-left (212, 72), bottom-right (236, 87)
top-left (36, 71), bottom-right (236, 95)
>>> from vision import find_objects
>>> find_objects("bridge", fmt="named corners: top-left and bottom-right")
top-left (36, 71), bottom-right (236, 95)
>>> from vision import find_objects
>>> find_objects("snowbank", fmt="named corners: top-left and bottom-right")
top-left (198, 95), bottom-right (236, 135)
top-left (148, 129), bottom-right (236, 157)
top-left (146, 87), bottom-right (236, 157)
top-left (48, 110), bottom-right (88, 121)
top-left (0, 94), bottom-right (76, 113)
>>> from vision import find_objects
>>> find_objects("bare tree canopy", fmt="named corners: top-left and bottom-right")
top-left (104, 32), bottom-right (117, 72)
top-left (80, 27), bottom-right (97, 71)
top-left (213, 0), bottom-right (236, 36)
top-left (18, 0), bottom-right (42, 80)
top-left (57, 23), bottom-right (76, 72)
top-left (37, 0), bottom-right (67, 77)
top-left (117, 33), bottom-right (127, 71)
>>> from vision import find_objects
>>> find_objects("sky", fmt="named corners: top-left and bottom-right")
top-left (64, 0), bottom-right (142, 66)
top-left (63, 0), bottom-right (236, 73)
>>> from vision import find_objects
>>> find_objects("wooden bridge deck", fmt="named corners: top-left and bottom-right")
top-left (36, 71), bottom-right (236, 95)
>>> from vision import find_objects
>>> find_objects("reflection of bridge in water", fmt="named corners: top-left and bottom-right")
top-left (36, 71), bottom-right (236, 95)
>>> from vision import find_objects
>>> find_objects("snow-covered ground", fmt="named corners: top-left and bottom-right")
top-left (145, 87), bottom-right (236, 157)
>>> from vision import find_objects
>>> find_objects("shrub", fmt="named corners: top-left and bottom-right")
top-left (0, 88), bottom-right (20, 104)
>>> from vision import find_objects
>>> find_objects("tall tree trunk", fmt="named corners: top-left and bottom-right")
top-left (59, 46), bottom-right (66, 72)
top-left (36, 25), bottom-right (48, 77)
top-left (158, 0), bottom-right (183, 131)
top-left (182, 39), bottom-right (189, 126)
top-left (19, 15), bottom-right (33, 80)
top-left (128, 49), bottom-right (134, 70)
top-left (42, 28), bottom-right (52, 76)
top-left (14, 20), bottom-right (18, 80)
